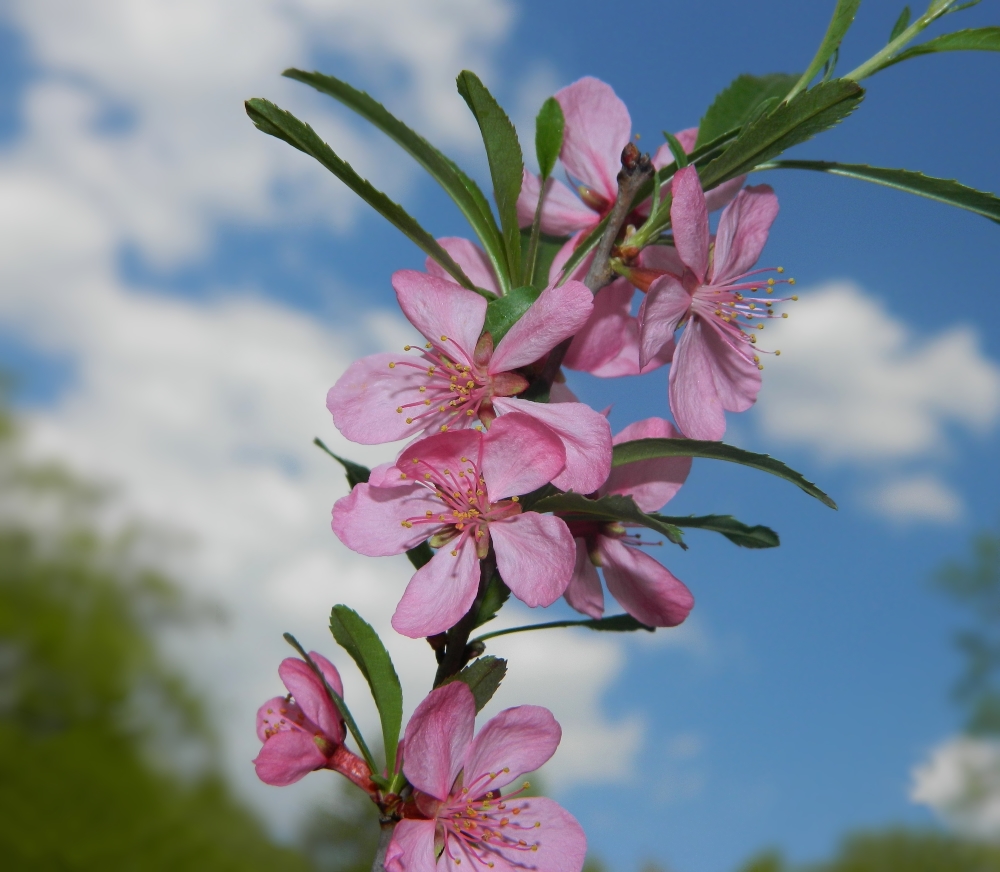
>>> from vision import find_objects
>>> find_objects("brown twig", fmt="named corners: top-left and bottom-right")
top-left (432, 553), bottom-right (496, 687)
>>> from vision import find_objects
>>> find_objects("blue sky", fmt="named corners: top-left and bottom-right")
top-left (1, 1), bottom-right (999, 870)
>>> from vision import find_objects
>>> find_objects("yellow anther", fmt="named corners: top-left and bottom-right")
top-left (511, 496), bottom-right (519, 502)
top-left (765, 301), bottom-right (772, 307)
top-left (428, 366), bottom-right (436, 374)
top-left (443, 469), bottom-right (450, 475)
top-left (424, 400), bottom-right (431, 406)
top-left (757, 363), bottom-right (764, 371)
top-left (750, 335), bottom-right (757, 344)
top-left (531, 846), bottom-right (538, 852)
top-left (767, 278), bottom-right (775, 286)
top-left (419, 386), bottom-right (426, 393)
top-left (749, 303), bottom-right (756, 309)
top-left (453, 492), bottom-right (461, 499)
top-left (424, 473), bottom-right (432, 480)
top-left (766, 287), bottom-right (773, 294)
top-left (461, 457), bottom-right (468, 462)
top-left (396, 406), bottom-right (403, 413)
top-left (757, 323), bottom-right (764, 329)
top-left (789, 278), bottom-right (796, 285)
top-left (400, 521), bottom-right (413, 528)
top-left (439, 405), bottom-right (447, 412)
top-left (412, 457), bottom-right (420, 463)
top-left (406, 418), bottom-right (414, 424)
top-left (750, 286), bottom-right (758, 292)
top-left (782, 313), bottom-right (788, 318)
top-left (503, 767), bottom-right (510, 773)
top-left (451, 549), bottom-right (458, 557)
top-left (777, 266), bottom-right (784, 273)
top-left (403, 344), bottom-right (411, 350)
top-left (775, 350), bottom-right (781, 356)
top-left (399, 473), bottom-right (407, 479)
top-left (512, 808), bottom-right (520, 815)
top-left (440, 335), bottom-right (448, 341)
top-left (523, 781), bottom-right (530, 789)
top-left (441, 425), bottom-right (449, 432)
top-left (388, 362), bottom-right (396, 368)
top-left (753, 355), bottom-right (760, 363)
top-left (426, 511), bottom-right (433, 517)
top-left (534, 822), bottom-right (541, 828)
top-left (467, 410), bottom-right (474, 416)
top-left (425, 343), bottom-right (432, 349)
top-left (791, 295), bottom-right (799, 301)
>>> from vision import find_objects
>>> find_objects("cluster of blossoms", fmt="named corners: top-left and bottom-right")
top-left (253, 75), bottom-right (794, 872)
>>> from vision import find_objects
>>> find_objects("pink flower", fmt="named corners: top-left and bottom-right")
top-left (563, 418), bottom-right (695, 627)
top-left (638, 166), bottom-right (792, 441)
top-left (326, 263), bottom-right (611, 494)
top-left (254, 652), bottom-right (372, 791)
top-left (516, 76), bottom-right (744, 240)
top-left (386, 682), bottom-right (586, 872)
top-left (332, 413), bottom-right (578, 638)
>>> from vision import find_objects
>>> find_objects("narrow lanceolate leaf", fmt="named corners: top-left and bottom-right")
top-left (757, 160), bottom-right (1000, 224)
top-left (695, 73), bottom-right (800, 148)
top-left (532, 492), bottom-right (687, 548)
top-left (662, 130), bottom-right (690, 168)
top-left (653, 514), bottom-right (780, 549)
top-left (611, 438), bottom-right (837, 510)
top-left (699, 80), bottom-right (864, 190)
top-left (535, 97), bottom-right (565, 181)
top-left (444, 656), bottom-right (508, 712)
top-left (457, 71), bottom-right (525, 287)
top-left (520, 229), bottom-right (565, 291)
top-left (474, 573), bottom-right (511, 628)
top-left (473, 613), bottom-right (655, 644)
top-left (313, 438), bottom-right (370, 489)
top-left (282, 69), bottom-right (507, 291)
top-left (889, 7), bottom-right (912, 42)
top-left (875, 27), bottom-right (1000, 71)
top-left (245, 98), bottom-right (478, 293)
top-left (483, 285), bottom-right (542, 343)
top-left (788, 0), bottom-right (862, 99)
top-left (329, 606), bottom-right (404, 772)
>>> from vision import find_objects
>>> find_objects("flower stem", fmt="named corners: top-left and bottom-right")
top-left (371, 819), bottom-right (396, 872)
top-left (432, 554), bottom-right (496, 686)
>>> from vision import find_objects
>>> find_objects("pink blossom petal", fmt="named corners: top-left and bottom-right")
top-left (490, 280), bottom-right (594, 372)
top-left (398, 429), bottom-right (482, 476)
top-left (582, 317), bottom-right (673, 378)
top-left (279, 655), bottom-right (344, 742)
top-left (392, 270), bottom-right (487, 365)
top-left (557, 77), bottom-right (631, 205)
top-left (640, 244), bottom-right (685, 276)
top-left (253, 729), bottom-right (327, 787)
top-left (332, 482), bottom-right (441, 557)
top-left (490, 512), bottom-right (575, 607)
top-left (425, 237), bottom-right (500, 295)
top-left (256, 696), bottom-right (293, 743)
top-left (599, 536), bottom-right (694, 627)
top-left (518, 171), bottom-right (600, 237)
top-left (699, 317), bottom-right (762, 414)
top-left (494, 797), bottom-right (587, 872)
top-left (385, 820), bottom-right (438, 872)
top-left (669, 166), bottom-right (710, 283)
top-left (711, 184), bottom-right (779, 284)
top-left (639, 274), bottom-right (691, 369)
top-left (549, 381), bottom-right (579, 402)
top-left (549, 233), bottom-right (591, 286)
top-left (368, 462), bottom-right (407, 488)
top-left (704, 175), bottom-right (746, 213)
top-left (563, 278), bottom-right (634, 374)
top-left (668, 318), bottom-right (727, 441)
top-left (327, 353), bottom-right (433, 445)
top-left (565, 539), bottom-right (604, 619)
top-left (391, 536), bottom-right (481, 638)
top-left (402, 681), bottom-right (476, 800)
top-left (492, 398), bottom-right (612, 495)
top-left (463, 705), bottom-right (561, 793)
top-left (482, 413), bottom-right (566, 499)
top-left (604, 418), bottom-right (691, 512)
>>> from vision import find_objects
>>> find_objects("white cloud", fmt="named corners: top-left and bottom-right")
top-left (868, 475), bottom-right (965, 524)
top-left (912, 735), bottom-right (1000, 838)
top-left (756, 282), bottom-right (1000, 462)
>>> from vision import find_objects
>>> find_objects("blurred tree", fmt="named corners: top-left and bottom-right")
top-left (0, 400), bottom-right (317, 870)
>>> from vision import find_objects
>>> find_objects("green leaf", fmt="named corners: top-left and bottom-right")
top-left (474, 572), bottom-right (511, 628)
top-left (443, 656), bottom-right (508, 711)
top-left (757, 160), bottom-right (1000, 224)
top-left (244, 98), bottom-right (484, 295)
top-left (877, 26), bottom-right (1000, 71)
top-left (520, 229), bottom-right (565, 291)
top-left (329, 606), bottom-right (403, 773)
top-left (788, 0), bottom-right (862, 99)
top-left (483, 285), bottom-right (542, 343)
top-left (282, 69), bottom-right (507, 295)
top-left (532, 492), bottom-right (687, 548)
top-left (406, 541), bottom-right (434, 570)
top-left (456, 71), bottom-right (525, 287)
top-left (890, 7), bottom-right (912, 41)
top-left (695, 73), bottom-right (800, 148)
top-left (611, 438), bottom-right (837, 509)
top-left (474, 613), bottom-right (655, 644)
top-left (662, 130), bottom-right (689, 168)
top-left (699, 80), bottom-right (864, 190)
top-left (313, 438), bottom-right (370, 489)
top-left (654, 514), bottom-right (780, 549)
top-left (535, 97), bottom-right (565, 180)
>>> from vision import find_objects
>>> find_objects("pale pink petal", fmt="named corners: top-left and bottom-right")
top-left (256, 696), bottom-right (294, 743)
top-left (563, 279), bottom-right (634, 373)
top-left (564, 538), bottom-right (604, 619)
top-left (640, 244), bottom-right (685, 276)
top-left (368, 462), bottom-right (406, 488)
top-left (490, 280), bottom-right (594, 372)
top-left (391, 536), bottom-right (481, 638)
top-left (700, 317), bottom-right (762, 414)
top-left (402, 681), bottom-right (476, 800)
top-left (668, 318), bottom-right (726, 441)
top-left (425, 237), bottom-right (500, 295)
top-left (397, 429), bottom-right (483, 474)
top-left (493, 797), bottom-right (587, 872)
top-left (583, 317), bottom-right (673, 378)
top-left (704, 175), bottom-right (746, 213)
top-left (482, 413), bottom-right (566, 499)
top-left (599, 536), bottom-right (694, 627)
top-left (490, 512), bottom-right (575, 607)
top-left (278, 654), bottom-right (344, 742)
top-left (549, 381), bottom-right (578, 402)
top-left (385, 820), bottom-right (438, 872)
top-left (650, 127), bottom-right (698, 172)
top-left (548, 233), bottom-right (591, 286)
top-left (604, 418), bottom-right (691, 512)
top-left (556, 77), bottom-right (631, 204)
top-left (669, 166), bottom-right (710, 283)
top-left (463, 705), bottom-right (561, 792)
top-left (639, 274), bottom-right (691, 369)
top-left (711, 184), bottom-right (779, 284)
top-left (519, 171), bottom-right (600, 237)
top-left (253, 730), bottom-right (326, 787)
top-left (392, 270), bottom-right (487, 365)
top-left (492, 398), bottom-right (612, 494)
top-left (327, 353), bottom-right (434, 445)
top-left (332, 483), bottom-right (441, 557)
